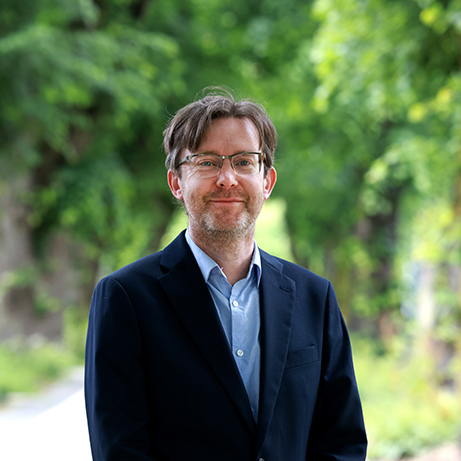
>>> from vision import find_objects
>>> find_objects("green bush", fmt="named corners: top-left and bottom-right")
top-left (352, 337), bottom-right (461, 460)
top-left (63, 305), bottom-right (89, 361)
top-left (0, 340), bottom-right (78, 403)
top-left (0, 303), bottom-right (87, 403)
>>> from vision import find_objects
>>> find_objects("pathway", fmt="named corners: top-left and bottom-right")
top-left (0, 367), bottom-right (91, 461)
top-left (0, 368), bottom-right (459, 461)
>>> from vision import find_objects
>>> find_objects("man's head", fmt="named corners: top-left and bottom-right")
top-left (165, 88), bottom-right (277, 244)
top-left (163, 87), bottom-right (277, 177)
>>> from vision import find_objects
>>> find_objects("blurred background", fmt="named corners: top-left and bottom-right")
top-left (0, 0), bottom-right (460, 459)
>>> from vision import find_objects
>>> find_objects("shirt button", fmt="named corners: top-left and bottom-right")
top-left (236, 349), bottom-right (244, 357)
top-left (232, 300), bottom-right (239, 307)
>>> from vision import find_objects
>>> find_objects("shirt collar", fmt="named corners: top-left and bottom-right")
top-left (185, 228), bottom-right (262, 286)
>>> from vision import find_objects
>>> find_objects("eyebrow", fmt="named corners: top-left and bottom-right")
top-left (193, 151), bottom-right (258, 156)
top-left (194, 150), bottom-right (217, 155)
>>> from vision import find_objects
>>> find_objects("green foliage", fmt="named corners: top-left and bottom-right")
top-left (0, 0), bottom-right (184, 275)
top-left (1, 0), bottom-right (461, 454)
top-left (0, 266), bottom-right (36, 297)
top-left (255, 198), bottom-right (295, 261)
top-left (353, 337), bottom-right (461, 459)
top-left (0, 0), bottom-right (459, 313)
top-left (0, 340), bottom-right (78, 402)
top-left (63, 305), bottom-right (88, 361)
top-left (266, 0), bottom-right (461, 328)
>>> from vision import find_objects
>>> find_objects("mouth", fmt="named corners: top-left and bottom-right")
top-left (204, 192), bottom-right (249, 210)
top-left (206, 192), bottom-right (247, 201)
top-left (208, 199), bottom-right (245, 208)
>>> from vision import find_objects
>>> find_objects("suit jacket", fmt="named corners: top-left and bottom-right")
top-left (85, 231), bottom-right (367, 461)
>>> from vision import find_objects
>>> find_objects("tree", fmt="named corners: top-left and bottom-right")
top-left (272, 0), bottom-right (461, 345)
top-left (0, 0), bottom-right (183, 340)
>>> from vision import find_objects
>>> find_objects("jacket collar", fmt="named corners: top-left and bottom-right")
top-left (256, 250), bottom-right (296, 453)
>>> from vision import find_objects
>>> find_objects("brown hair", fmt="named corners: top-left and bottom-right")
top-left (163, 87), bottom-right (277, 175)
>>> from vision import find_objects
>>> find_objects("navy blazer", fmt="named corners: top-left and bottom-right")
top-left (85, 231), bottom-right (367, 461)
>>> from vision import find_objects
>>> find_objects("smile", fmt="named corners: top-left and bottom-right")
top-left (209, 199), bottom-right (244, 205)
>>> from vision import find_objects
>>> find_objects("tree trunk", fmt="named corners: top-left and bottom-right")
top-left (1, 173), bottom-right (37, 339)
top-left (0, 173), bottom-right (63, 341)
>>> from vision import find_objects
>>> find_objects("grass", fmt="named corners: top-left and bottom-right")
top-left (0, 307), bottom-right (86, 403)
top-left (0, 340), bottom-right (79, 403)
top-left (2, 329), bottom-right (459, 461)
top-left (352, 336), bottom-right (461, 460)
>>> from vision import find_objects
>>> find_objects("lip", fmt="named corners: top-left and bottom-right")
top-left (209, 199), bottom-right (243, 204)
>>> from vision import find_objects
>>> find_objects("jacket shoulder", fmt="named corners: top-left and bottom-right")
top-left (98, 230), bottom-right (190, 287)
top-left (260, 249), bottom-right (331, 290)
top-left (94, 252), bottom-right (163, 293)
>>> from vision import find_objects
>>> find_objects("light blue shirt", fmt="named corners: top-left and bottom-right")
top-left (185, 229), bottom-right (261, 422)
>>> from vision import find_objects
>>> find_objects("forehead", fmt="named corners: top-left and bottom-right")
top-left (196, 117), bottom-right (261, 153)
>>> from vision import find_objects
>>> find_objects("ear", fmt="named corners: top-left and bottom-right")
top-left (168, 170), bottom-right (183, 200)
top-left (263, 167), bottom-right (277, 200)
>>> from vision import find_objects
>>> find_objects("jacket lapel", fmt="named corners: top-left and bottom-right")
top-left (256, 251), bottom-right (296, 452)
top-left (158, 232), bottom-right (256, 435)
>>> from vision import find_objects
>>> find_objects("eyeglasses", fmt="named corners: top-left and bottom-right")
top-left (176, 152), bottom-right (265, 178)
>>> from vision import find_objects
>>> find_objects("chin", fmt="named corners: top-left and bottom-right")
top-left (202, 213), bottom-right (255, 237)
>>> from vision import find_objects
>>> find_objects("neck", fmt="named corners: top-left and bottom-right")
top-left (189, 226), bottom-right (255, 286)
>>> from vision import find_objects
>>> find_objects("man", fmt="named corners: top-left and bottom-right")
top-left (85, 88), bottom-right (367, 461)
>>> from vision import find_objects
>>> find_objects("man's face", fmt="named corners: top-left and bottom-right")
top-left (168, 117), bottom-right (277, 241)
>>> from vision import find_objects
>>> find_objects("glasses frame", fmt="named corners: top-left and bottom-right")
top-left (176, 152), bottom-right (265, 176)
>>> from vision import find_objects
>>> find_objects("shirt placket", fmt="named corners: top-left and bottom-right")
top-left (230, 293), bottom-right (246, 362)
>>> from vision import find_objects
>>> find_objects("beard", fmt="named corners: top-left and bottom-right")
top-left (183, 190), bottom-right (264, 244)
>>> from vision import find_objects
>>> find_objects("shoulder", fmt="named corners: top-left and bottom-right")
top-left (97, 230), bottom-right (190, 290)
top-left (111, 251), bottom-right (164, 282)
top-left (93, 252), bottom-right (164, 300)
top-left (260, 249), bottom-right (332, 293)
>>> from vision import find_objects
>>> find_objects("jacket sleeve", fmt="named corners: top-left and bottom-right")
top-left (307, 282), bottom-right (367, 461)
top-left (84, 276), bottom-right (158, 460)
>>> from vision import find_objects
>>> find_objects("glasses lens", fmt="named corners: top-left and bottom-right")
top-left (232, 153), bottom-right (261, 175)
top-left (189, 154), bottom-right (221, 178)
top-left (188, 153), bottom-right (262, 178)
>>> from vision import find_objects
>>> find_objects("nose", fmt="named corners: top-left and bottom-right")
top-left (216, 158), bottom-right (238, 188)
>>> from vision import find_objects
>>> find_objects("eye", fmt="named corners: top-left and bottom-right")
top-left (193, 155), bottom-right (221, 168)
top-left (199, 160), bottom-right (215, 167)
top-left (234, 154), bottom-right (256, 168)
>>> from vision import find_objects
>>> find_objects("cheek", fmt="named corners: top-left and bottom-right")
top-left (181, 183), bottom-right (203, 206)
